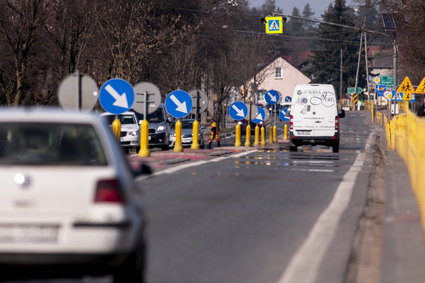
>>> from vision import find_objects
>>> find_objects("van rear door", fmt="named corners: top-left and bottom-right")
top-left (291, 85), bottom-right (337, 137)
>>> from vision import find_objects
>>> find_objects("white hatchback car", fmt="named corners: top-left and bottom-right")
top-left (0, 108), bottom-right (147, 282)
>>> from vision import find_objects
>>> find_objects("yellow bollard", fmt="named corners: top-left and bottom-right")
top-left (283, 124), bottom-right (288, 141)
top-left (191, 120), bottom-right (200, 149)
top-left (235, 123), bottom-right (241, 147)
top-left (273, 125), bottom-right (277, 143)
top-left (245, 124), bottom-right (251, 147)
top-left (253, 124), bottom-right (260, 146)
top-left (261, 125), bottom-right (266, 147)
top-left (174, 119), bottom-right (183, 152)
top-left (138, 120), bottom-right (150, 157)
top-left (112, 118), bottom-right (121, 142)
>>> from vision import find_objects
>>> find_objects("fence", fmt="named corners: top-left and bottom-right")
top-left (377, 104), bottom-right (425, 230)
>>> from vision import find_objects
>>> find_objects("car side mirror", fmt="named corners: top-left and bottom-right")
top-left (338, 109), bottom-right (346, 118)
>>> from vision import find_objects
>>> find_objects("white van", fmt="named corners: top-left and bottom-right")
top-left (289, 84), bottom-right (345, 152)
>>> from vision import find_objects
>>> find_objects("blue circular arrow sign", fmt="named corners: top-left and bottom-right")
top-left (165, 90), bottom-right (192, 118)
top-left (264, 89), bottom-right (280, 105)
top-left (279, 108), bottom-right (290, 121)
top-left (99, 78), bottom-right (134, 114)
top-left (252, 106), bottom-right (266, 124)
top-left (284, 96), bottom-right (292, 103)
top-left (229, 102), bottom-right (248, 121)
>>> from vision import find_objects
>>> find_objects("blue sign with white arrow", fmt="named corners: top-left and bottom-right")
top-left (252, 106), bottom-right (266, 124)
top-left (265, 89), bottom-right (280, 105)
top-left (99, 78), bottom-right (134, 114)
top-left (284, 96), bottom-right (292, 103)
top-left (279, 108), bottom-right (290, 121)
top-left (229, 102), bottom-right (248, 121)
top-left (165, 90), bottom-right (192, 118)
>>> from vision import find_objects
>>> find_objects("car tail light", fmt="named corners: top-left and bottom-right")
top-left (290, 115), bottom-right (293, 130)
top-left (335, 116), bottom-right (339, 131)
top-left (94, 179), bottom-right (126, 204)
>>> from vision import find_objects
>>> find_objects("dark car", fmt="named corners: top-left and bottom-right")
top-left (238, 119), bottom-right (262, 135)
top-left (169, 119), bottom-right (205, 148)
top-left (129, 104), bottom-right (171, 150)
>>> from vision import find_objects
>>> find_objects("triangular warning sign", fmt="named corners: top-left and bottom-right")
top-left (396, 76), bottom-right (414, 93)
top-left (269, 20), bottom-right (279, 30)
top-left (416, 77), bottom-right (425, 94)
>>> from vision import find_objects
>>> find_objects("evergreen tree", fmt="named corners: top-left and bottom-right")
top-left (302, 3), bottom-right (316, 35)
top-left (306, 0), bottom-right (364, 98)
top-left (260, 0), bottom-right (283, 15)
top-left (286, 7), bottom-right (303, 35)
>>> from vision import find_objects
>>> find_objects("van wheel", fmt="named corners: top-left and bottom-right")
top-left (332, 142), bottom-right (339, 153)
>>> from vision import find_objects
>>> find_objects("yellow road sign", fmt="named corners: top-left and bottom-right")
top-left (416, 77), bottom-right (425, 94)
top-left (265, 17), bottom-right (283, 34)
top-left (396, 76), bottom-right (415, 94)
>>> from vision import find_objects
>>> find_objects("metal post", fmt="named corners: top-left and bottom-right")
top-left (354, 31), bottom-right (363, 111)
top-left (76, 70), bottom-right (82, 110)
top-left (340, 49), bottom-right (343, 102)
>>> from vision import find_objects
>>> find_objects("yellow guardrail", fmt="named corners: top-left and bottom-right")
top-left (381, 104), bottom-right (425, 230)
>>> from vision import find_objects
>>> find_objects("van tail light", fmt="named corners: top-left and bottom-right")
top-left (290, 115), bottom-right (294, 130)
top-left (335, 116), bottom-right (339, 131)
top-left (94, 179), bottom-right (126, 204)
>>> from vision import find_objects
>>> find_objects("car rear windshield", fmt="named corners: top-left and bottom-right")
top-left (0, 123), bottom-right (108, 166)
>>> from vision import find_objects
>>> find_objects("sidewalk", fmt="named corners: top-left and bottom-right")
top-left (380, 125), bottom-right (425, 283)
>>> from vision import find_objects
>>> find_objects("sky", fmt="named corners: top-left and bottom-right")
top-left (249, 0), bottom-right (343, 18)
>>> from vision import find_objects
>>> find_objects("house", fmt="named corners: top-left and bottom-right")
top-left (241, 56), bottom-right (311, 106)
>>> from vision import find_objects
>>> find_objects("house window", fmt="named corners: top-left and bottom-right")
top-left (275, 67), bottom-right (282, 78)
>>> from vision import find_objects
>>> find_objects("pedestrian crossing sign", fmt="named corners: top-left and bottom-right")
top-left (396, 76), bottom-right (414, 94)
top-left (265, 16), bottom-right (283, 34)
top-left (416, 77), bottom-right (425, 94)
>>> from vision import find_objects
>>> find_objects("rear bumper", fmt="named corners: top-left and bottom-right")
top-left (290, 133), bottom-right (339, 145)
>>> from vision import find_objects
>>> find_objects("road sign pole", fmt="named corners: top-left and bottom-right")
top-left (75, 70), bottom-right (82, 110)
top-left (196, 90), bottom-right (200, 121)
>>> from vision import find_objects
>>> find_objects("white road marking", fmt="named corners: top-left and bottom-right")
top-left (277, 131), bottom-right (375, 283)
top-left (135, 150), bottom-right (258, 181)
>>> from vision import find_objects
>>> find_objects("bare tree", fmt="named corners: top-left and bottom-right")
top-left (93, 0), bottom-right (193, 84)
top-left (0, 0), bottom-right (47, 105)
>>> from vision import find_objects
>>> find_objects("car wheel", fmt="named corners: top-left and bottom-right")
top-left (113, 239), bottom-right (146, 283)
top-left (332, 142), bottom-right (339, 153)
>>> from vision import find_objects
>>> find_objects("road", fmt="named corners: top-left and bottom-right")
top-left (140, 111), bottom-right (375, 283)
top-left (2, 111), bottom-right (383, 282)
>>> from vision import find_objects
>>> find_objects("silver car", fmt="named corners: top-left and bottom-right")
top-left (0, 108), bottom-right (147, 282)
